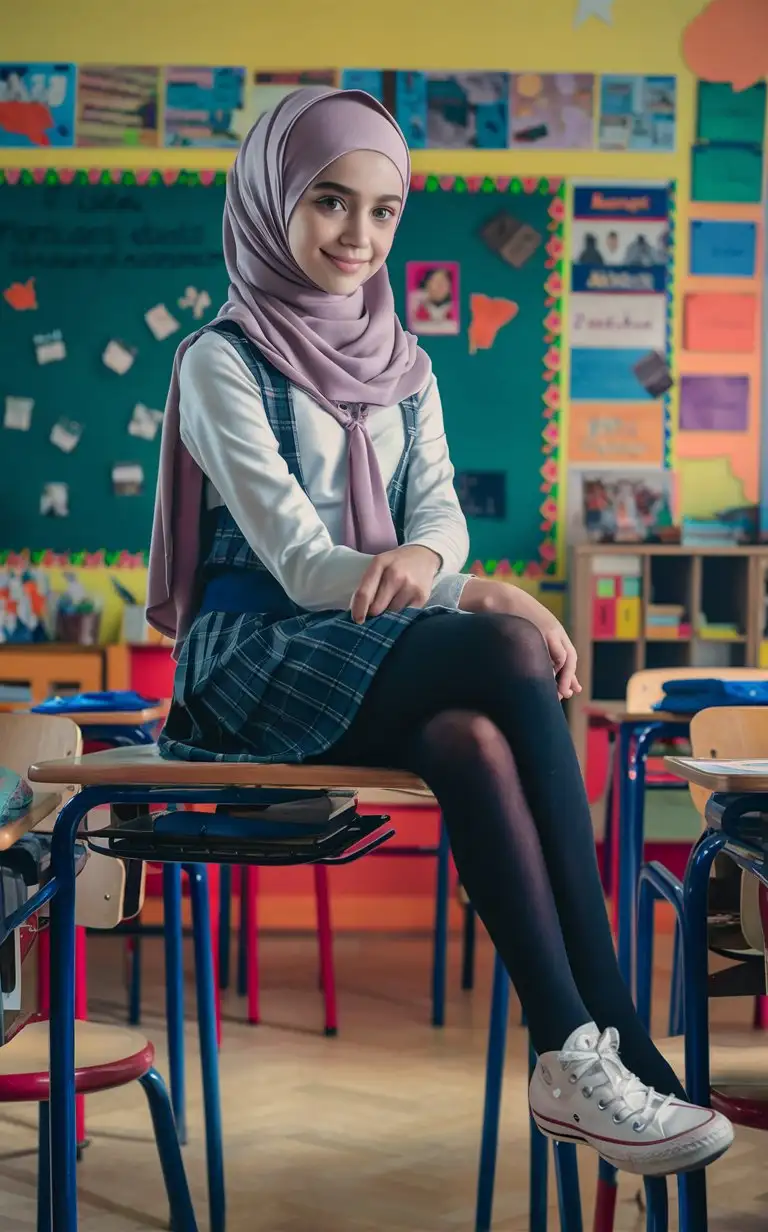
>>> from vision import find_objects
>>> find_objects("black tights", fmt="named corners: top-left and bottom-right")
top-left (318, 611), bottom-right (685, 1099)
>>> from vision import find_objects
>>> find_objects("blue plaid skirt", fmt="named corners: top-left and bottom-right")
top-left (159, 321), bottom-right (454, 765)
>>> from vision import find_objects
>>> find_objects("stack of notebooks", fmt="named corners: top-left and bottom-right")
top-left (646, 604), bottom-right (691, 639)
top-left (681, 517), bottom-right (743, 547)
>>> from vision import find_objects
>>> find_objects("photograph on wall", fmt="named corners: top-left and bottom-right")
top-left (570, 184), bottom-right (672, 293)
top-left (250, 70), bottom-right (337, 126)
top-left (566, 467), bottom-right (673, 544)
top-left (598, 74), bottom-right (676, 152)
top-left (163, 66), bottom-right (247, 148)
top-left (0, 62), bottom-right (76, 147)
top-left (405, 260), bottom-right (460, 336)
top-left (509, 73), bottom-right (595, 149)
top-left (76, 66), bottom-right (159, 148)
top-left (396, 72), bottom-right (509, 150)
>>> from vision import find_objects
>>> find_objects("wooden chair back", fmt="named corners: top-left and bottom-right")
top-left (626, 667), bottom-right (768, 714)
top-left (689, 706), bottom-right (768, 954)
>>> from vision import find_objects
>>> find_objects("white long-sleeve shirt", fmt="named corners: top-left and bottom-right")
top-left (179, 331), bottom-right (471, 612)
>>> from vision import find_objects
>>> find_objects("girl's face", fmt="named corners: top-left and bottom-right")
top-left (425, 269), bottom-right (451, 302)
top-left (287, 150), bottom-right (403, 294)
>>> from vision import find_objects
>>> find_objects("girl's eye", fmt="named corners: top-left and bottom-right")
top-left (316, 195), bottom-right (344, 212)
top-left (372, 207), bottom-right (396, 222)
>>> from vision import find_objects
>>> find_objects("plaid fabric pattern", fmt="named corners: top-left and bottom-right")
top-left (159, 322), bottom-right (436, 764)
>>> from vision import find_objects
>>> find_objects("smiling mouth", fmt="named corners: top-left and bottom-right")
top-left (321, 252), bottom-right (369, 274)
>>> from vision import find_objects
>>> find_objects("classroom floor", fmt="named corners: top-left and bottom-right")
top-left (0, 927), bottom-right (765, 1231)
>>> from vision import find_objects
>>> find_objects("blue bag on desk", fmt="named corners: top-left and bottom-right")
top-left (31, 690), bottom-right (158, 715)
top-left (653, 678), bottom-right (768, 715)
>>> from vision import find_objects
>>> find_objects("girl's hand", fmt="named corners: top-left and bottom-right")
top-left (351, 545), bottom-right (441, 624)
top-left (460, 578), bottom-right (581, 700)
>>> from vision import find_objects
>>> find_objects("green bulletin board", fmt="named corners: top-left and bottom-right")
top-left (0, 168), bottom-right (563, 575)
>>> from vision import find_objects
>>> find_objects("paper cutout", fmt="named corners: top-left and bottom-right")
top-left (598, 75), bottom-right (676, 152)
top-left (691, 143), bottom-right (764, 204)
top-left (678, 456), bottom-right (745, 519)
top-left (682, 0), bottom-right (768, 91)
top-left (480, 212), bottom-right (542, 267)
top-left (40, 482), bottom-right (69, 517)
top-left (128, 403), bottom-right (164, 441)
top-left (0, 63), bottom-right (76, 147)
top-left (3, 396), bottom-right (33, 432)
top-left (510, 74), bottom-right (595, 149)
top-left (144, 303), bottom-right (180, 340)
top-left (574, 0), bottom-right (613, 26)
top-left (177, 285), bottom-right (212, 319)
top-left (3, 277), bottom-right (37, 311)
top-left (568, 402), bottom-right (664, 465)
top-left (680, 375), bottom-right (749, 431)
top-left (683, 293), bottom-right (756, 353)
top-left (112, 464), bottom-right (144, 496)
top-left (455, 472), bottom-right (506, 519)
top-left (689, 220), bottom-right (756, 278)
top-left (697, 81), bottom-right (766, 145)
top-left (164, 66), bottom-right (247, 148)
top-left (468, 295), bottom-right (518, 354)
top-left (50, 418), bottom-right (83, 453)
top-left (102, 340), bottom-right (136, 374)
top-left (77, 66), bottom-right (160, 148)
top-left (405, 262), bottom-right (460, 336)
top-left (34, 331), bottom-right (65, 364)
top-left (632, 351), bottom-right (674, 397)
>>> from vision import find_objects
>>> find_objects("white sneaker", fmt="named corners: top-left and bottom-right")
top-left (529, 1023), bottom-right (734, 1177)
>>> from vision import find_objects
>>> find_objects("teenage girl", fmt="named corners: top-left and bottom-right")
top-left (148, 86), bottom-right (733, 1178)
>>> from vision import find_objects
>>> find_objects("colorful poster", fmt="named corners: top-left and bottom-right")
top-left (77, 66), bottom-right (159, 148)
top-left (0, 63), bottom-right (76, 147)
top-left (570, 293), bottom-right (667, 351)
top-left (568, 402), bottom-right (664, 465)
top-left (405, 261), bottom-right (460, 336)
top-left (163, 66), bottom-right (246, 147)
top-left (396, 72), bottom-right (509, 149)
top-left (680, 375), bottom-right (750, 432)
top-left (509, 73), bottom-right (595, 149)
top-left (341, 69), bottom-right (384, 100)
top-left (570, 348), bottom-right (657, 401)
top-left (570, 185), bottom-right (671, 294)
top-left (689, 219), bottom-right (757, 278)
top-left (250, 71), bottom-right (337, 125)
top-left (598, 74), bottom-right (676, 152)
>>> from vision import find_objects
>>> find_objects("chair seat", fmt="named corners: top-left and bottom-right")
top-left (0, 1020), bottom-right (154, 1102)
top-left (28, 743), bottom-right (430, 794)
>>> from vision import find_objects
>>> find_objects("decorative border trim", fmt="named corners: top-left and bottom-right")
top-left (663, 179), bottom-right (676, 468)
top-left (1, 171), bottom-right (565, 579)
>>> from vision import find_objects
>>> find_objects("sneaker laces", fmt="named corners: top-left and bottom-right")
top-left (559, 1027), bottom-right (674, 1133)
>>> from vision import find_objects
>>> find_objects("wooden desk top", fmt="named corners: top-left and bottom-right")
top-left (28, 743), bottom-right (430, 794)
top-left (74, 703), bottom-right (169, 727)
top-left (666, 757), bottom-right (768, 794)
top-left (0, 792), bottom-right (65, 852)
top-left (586, 704), bottom-right (687, 726)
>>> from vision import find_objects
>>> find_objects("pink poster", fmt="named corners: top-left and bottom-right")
top-left (405, 261), bottom-right (460, 336)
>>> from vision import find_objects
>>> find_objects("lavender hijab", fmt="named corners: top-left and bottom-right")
top-left (147, 87), bottom-right (431, 648)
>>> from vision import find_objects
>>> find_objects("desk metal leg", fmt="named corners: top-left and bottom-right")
top-left (431, 816), bottom-right (450, 1028)
top-left (187, 865), bottom-right (226, 1232)
top-left (163, 862), bottom-right (186, 1144)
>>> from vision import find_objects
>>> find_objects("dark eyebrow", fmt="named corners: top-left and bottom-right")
top-left (311, 179), bottom-right (402, 204)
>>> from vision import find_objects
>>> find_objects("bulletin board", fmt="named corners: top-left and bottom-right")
top-left (0, 168), bottom-right (563, 575)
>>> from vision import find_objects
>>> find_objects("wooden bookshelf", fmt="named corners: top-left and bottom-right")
top-left (568, 543), bottom-right (768, 771)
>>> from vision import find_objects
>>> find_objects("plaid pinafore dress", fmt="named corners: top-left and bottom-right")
top-left (159, 321), bottom-right (445, 764)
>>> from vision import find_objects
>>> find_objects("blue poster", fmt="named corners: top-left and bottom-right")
top-left (690, 219), bottom-right (757, 278)
top-left (396, 71), bottom-right (508, 150)
top-left (341, 70), bottom-right (384, 101)
top-left (570, 348), bottom-right (654, 401)
top-left (0, 62), bottom-right (76, 147)
top-left (598, 74), bottom-right (676, 152)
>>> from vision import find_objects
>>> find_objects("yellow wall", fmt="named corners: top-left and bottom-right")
top-left (1, 0), bottom-right (754, 606)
